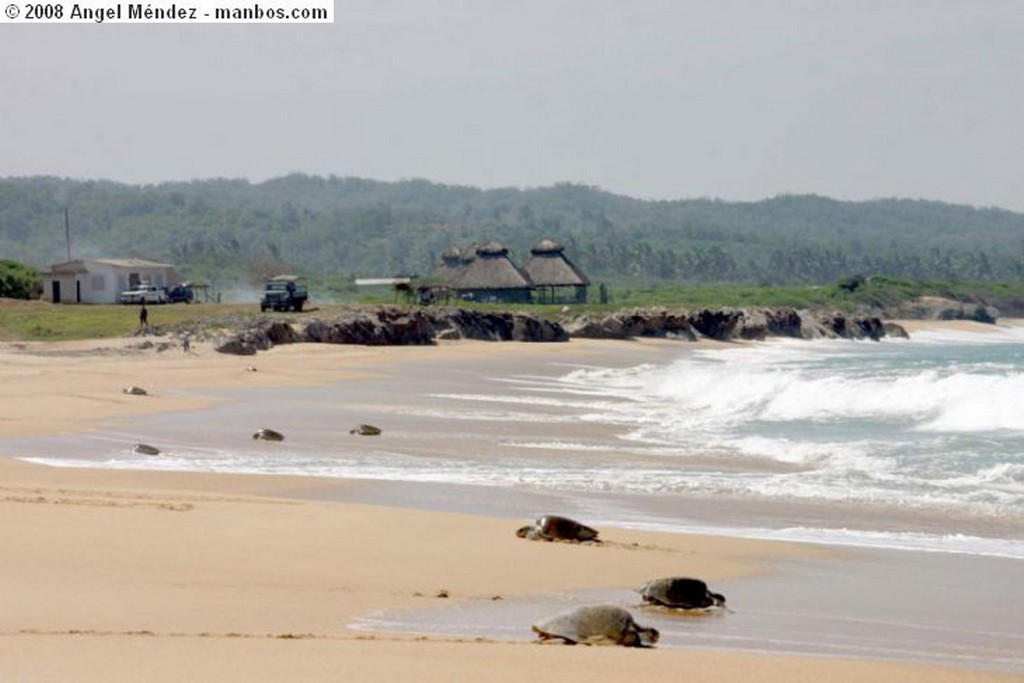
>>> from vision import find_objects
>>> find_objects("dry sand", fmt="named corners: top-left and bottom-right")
top-left (0, 332), bottom-right (1020, 682)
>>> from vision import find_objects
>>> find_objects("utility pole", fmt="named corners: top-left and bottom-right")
top-left (64, 207), bottom-right (71, 261)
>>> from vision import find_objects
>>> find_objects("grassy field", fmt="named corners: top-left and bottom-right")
top-left (0, 301), bottom-right (255, 341)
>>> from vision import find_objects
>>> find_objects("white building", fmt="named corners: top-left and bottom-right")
top-left (42, 258), bottom-right (179, 304)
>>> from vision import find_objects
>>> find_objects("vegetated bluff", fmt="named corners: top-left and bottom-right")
top-left (3, 175), bottom-right (1024, 288)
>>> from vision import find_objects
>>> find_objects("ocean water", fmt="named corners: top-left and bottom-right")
top-left (9, 326), bottom-right (1024, 559)
top-left (542, 329), bottom-right (1024, 525)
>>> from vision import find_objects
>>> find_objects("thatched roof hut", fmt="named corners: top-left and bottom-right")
top-left (432, 245), bottom-right (466, 285)
top-left (521, 238), bottom-right (590, 304)
top-left (449, 241), bottom-right (534, 303)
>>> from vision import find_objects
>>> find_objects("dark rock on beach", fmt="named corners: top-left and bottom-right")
top-left (212, 305), bottom-right (907, 355)
top-left (564, 309), bottom-right (697, 340)
top-left (213, 306), bottom-right (567, 354)
top-left (430, 308), bottom-right (567, 342)
top-left (302, 308), bottom-right (436, 346)
top-left (879, 296), bottom-right (1000, 325)
top-left (563, 307), bottom-right (901, 344)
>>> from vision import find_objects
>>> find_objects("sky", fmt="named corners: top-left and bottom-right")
top-left (2, 0), bottom-right (1023, 211)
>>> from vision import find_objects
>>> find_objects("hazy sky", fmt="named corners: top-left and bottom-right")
top-left (2, 0), bottom-right (1023, 211)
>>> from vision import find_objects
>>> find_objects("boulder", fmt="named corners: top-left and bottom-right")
top-left (885, 296), bottom-right (1000, 324)
top-left (689, 309), bottom-right (745, 340)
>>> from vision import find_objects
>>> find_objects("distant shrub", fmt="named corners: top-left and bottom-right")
top-left (835, 274), bottom-right (866, 293)
top-left (0, 260), bottom-right (41, 299)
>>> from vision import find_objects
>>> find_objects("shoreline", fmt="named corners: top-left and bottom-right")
top-left (2, 328), bottom-right (1023, 680)
top-left (8, 324), bottom-right (1021, 558)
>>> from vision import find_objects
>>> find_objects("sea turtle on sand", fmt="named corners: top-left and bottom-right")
top-left (532, 605), bottom-right (659, 647)
top-left (252, 428), bottom-right (285, 442)
top-left (638, 577), bottom-right (727, 610)
top-left (122, 385), bottom-right (148, 396)
top-left (132, 443), bottom-right (161, 456)
top-left (516, 515), bottom-right (600, 543)
top-left (349, 424), bottom-right (382, 436)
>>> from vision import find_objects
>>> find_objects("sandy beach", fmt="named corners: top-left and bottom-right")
top-left (1, 333), bottom-right (1021, 682)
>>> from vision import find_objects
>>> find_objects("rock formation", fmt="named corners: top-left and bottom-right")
top-left (211, 306), bottom-right (908, 355)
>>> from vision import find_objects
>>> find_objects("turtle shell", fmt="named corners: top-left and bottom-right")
top-left (535, 515), bottom-right (600, 542)
top-left (350, 424), bottom-right (382, 436)
top-left (639, 577), bottom-right (726, 609)
top-left (252, 428), bottom-right (285, 442)
top-left (531, 605), bottom-right (658, 646)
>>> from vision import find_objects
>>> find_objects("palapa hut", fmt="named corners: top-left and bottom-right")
top-left (448, 241), bottom-right (534, 303)
top-left (425, 238), bottom-right (590, 305)
top-left (412, 245), bottom-right (464, 304)
top-left (432, 245), bottom-right (465, 283)
top-left (521, 238), bottom-right (590, 304)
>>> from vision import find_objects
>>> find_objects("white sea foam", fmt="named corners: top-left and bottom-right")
top-left (427, 392), bottom-right (623, 412)
top-left (497, 440), bottom-right (620, 452)
top-left (543, 333), bottom-right (1024, 513)
top-left (611, 519), bottom-right (1024, 560)
top-left (602, 355), bottom-right (1024, 433)
top-left (389, 407), bottom-right (576, 424)
top-left (908, 325), bottom-right (1024, 346)
top-left (915, 374), bottom-right (1024, 432)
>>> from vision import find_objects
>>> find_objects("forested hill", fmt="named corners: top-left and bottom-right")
top-left (2, 174), bottom-right (1023, 287)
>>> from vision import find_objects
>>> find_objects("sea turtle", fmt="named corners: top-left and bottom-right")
top-left (516, 515), bottom-right (600, 543)
top-left (638, 577), bottom-right (727, 610)
top-left (349, 424), bottom-right (382, 436)
top-left (252, 428), bottom-right (285, 442)
top-left (532, 605), bottom-right (658, 647)
top-left (122, 386), bottom-right (148, 396)
top-left (132, 443), bottom-right (161, 456)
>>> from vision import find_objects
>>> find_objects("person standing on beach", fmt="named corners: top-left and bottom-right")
top-left (181, 333), bottom-right (191, 354)
top-left (139, 302), bottom-right (149, 331)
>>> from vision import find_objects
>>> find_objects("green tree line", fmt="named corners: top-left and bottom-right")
top-left (2, 174), bottom-right (1023, 289)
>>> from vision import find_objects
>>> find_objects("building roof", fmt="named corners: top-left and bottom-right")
top-left (521, 239), bottom-right (590, 287)
top-left (92, 258), bottom-right (175, 269)
top-left (430, 246), bottom-right (467, 284)
top-left (355, 277), bottom-right (412, 287)
top-left (46, 258), bottom-right (175, 271)
top-left (530, 238), bottom-right (565, 255)
top-left (450, 241), bottom-right (533, 290)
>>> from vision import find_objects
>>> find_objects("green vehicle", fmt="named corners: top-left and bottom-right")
top-left (260, 275), bottom-right (308, 312)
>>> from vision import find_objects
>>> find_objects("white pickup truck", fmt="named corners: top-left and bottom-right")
top-left (120, 283), bottom-right (168, 304)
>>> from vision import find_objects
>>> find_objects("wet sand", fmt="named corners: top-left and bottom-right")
top-left (1, 333), bottom-right (1022, 682)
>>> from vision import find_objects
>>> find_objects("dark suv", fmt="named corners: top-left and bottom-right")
top-left (260, 275), bottom-right (308, 312)
top-left (166, 283), bottom-right (195, 304)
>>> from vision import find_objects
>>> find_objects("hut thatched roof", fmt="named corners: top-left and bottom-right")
top-left (531, 239), bottom-right (563, 254)
top-left (431, 246), bottom-right (466, 284)
top-left (521, 239), bottom-right (590, 287)
top-left (450, 241), bottom-right (533, 290)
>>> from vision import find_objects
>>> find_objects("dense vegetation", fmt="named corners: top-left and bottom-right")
top-left (0, 260), bottom-right (40, 299)
top-left (3, 175), bottom-right (1023, 298)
